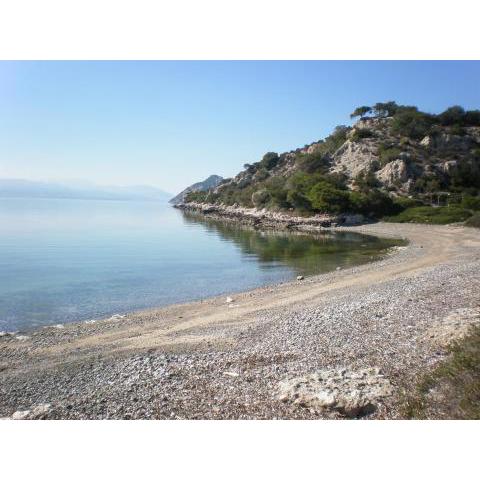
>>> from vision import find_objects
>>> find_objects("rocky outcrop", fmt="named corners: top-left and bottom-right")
top-left (420, 133), bottom-right (476, 151)
top-left (169, 175), bottom-right (223, 205)
top-left (277, 367), bottom-right (393, 417)
top-left (176, 202), bottom-right (365, 229)
top-left (330, 139), bottom-right (379, 179)
top-left (376, 159), bottom-right (409, 188)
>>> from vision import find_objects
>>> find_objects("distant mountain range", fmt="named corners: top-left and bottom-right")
top-left (0, 179), bottom-right (172, 202)
top-left (169, 175), bottom-right (223, 205)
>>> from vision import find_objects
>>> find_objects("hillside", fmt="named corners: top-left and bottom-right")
top-left (184, 102), bottom-right (480, 223)
top-left (169, 174), bottom-right (223, 205)
top-left (0, 179), bottom-right (172, 202)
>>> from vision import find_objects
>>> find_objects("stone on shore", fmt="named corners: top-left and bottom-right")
top-left (277, 367), bottom-right (393, 417)
top-left (11, 403), bottom-right (51, 420)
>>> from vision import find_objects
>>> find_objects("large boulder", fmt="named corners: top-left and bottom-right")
top-left (277, 367), bottom-right (393, 417)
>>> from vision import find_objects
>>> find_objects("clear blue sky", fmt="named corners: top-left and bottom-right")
top-left (1, 61), bottom-right (479, 193)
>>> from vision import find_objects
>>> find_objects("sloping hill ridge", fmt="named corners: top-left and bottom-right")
top-left (0, 179), bottom-right (172, 201)
top-left (169, 174), bottom-right (223, 205)
top-left (183, 102), bottom-right (480, 221)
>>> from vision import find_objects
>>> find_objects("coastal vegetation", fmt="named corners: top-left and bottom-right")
top-left (184, 102), bottom-right (480, 225)
top-left (403, 325), bottom-right (480, 419)
top-left (384, 206), bottom-right (473, 224)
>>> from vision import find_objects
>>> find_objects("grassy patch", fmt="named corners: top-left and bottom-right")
top-left (403, 326), bottom-right (480, 419)
top-left (384, 206), bottom-right (472, 224)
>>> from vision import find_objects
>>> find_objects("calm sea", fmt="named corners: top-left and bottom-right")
top-left (0, 198), bottom-right (402, 331)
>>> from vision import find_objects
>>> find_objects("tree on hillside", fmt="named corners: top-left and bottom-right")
top-left (372, 101), bottom-right (399, 117)
top-left (260, 152), bottom-right (280, 170)
top-left (350, 106), bottom-right (372, 119)
top-left (439, 106), bottom-right (466, 126)
top-left (464, 110), bottom-right (480, 126)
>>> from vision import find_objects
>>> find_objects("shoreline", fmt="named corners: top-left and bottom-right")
top-left (1, 219), bottom-right (404, 337)
top-left (175, 201), bottom-right (366, 230)
top-left (1, 221), bottom-right (480, 419)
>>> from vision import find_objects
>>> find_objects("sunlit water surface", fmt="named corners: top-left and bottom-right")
top-left (0, 198), bottom-right (404, 331)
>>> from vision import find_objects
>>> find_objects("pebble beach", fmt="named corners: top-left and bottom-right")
top-left (1, 222), bottom-right (479, 419)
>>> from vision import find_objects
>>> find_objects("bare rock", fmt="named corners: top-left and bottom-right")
top-left (12, 410), bottom-right (31, 420)
top-left (277, 367), bottom-right (393, 417)
top-left (330, 140), bottom-right (378, 179)
top-left (376, 159), bottom-right (409, 188)
top-left (10, 403), bottom-right (51, 420)
top-left (421, 133), bottom-right (473, 151)
top-left (30, 403), bottom-right (52, 419)
top-left (306, 142), bottom-right (323, 154)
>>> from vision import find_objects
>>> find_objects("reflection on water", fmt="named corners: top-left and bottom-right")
top-left (0, 198), bottom-right (405, 331)
top-left (181, 211), bottom-right (404, 276)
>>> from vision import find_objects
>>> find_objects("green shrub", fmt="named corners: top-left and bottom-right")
top-left (260, 152), bottom-right (280, 170)
top-left (185, 190), bottom-right (204, 202)
top-left (254, 168), bottom-right (270, 182)
top-left (439, 105), bottom-right (465, 126)
top-left (377, 144), bottom-right (402, 166)
top-left (464, 110), bottom-right (480, 126)
top-left (461, 195), bottom-right (480, 211)
top-left (391, 110), bottom-right (435, 139)
top-left (351, 128), bottom-right (374, 141)
top-left (353, 170), bottom-right (380, 192)
top-left (449, 160), bottom-right (480, 192)
top-left (349, 190), bottom-right (400, 217)
top-left (384, 206), bottom-right (472, 224)
top-left (438, 106), bottom-right (480, 127)
top-left (465, 213), bottom-right (480, 228)
top-left (306, 181), bottom-right (350, 214)
top-left (403, 325), bottom-right (480, 419)
top-left (264, 176), bottom-right (289, 209)
top-left (296, 151), bottom-right (330, 173)
top-left (392, 196), bottom-right (424, 210)
top-left (251, 189), bottom-right (270, 208)
top-left (286, 189), bottom-right (311, 211)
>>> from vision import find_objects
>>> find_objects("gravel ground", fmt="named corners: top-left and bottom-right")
top-left (1, 222), bottom-right (479, 419)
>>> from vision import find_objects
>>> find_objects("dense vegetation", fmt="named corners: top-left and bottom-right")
top-left (403, 325), bottom-right (480, 419)
top-left (186, 101), bottom-right (480, 223)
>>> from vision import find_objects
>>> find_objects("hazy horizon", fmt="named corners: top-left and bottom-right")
top-left (0, 177), bottom-right (175, 194)
top-left (1, 61), bottom-right (480, 192)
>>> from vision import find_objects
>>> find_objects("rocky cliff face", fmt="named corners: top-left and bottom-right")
top-left (169, 174), bottom-right (223, 205)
